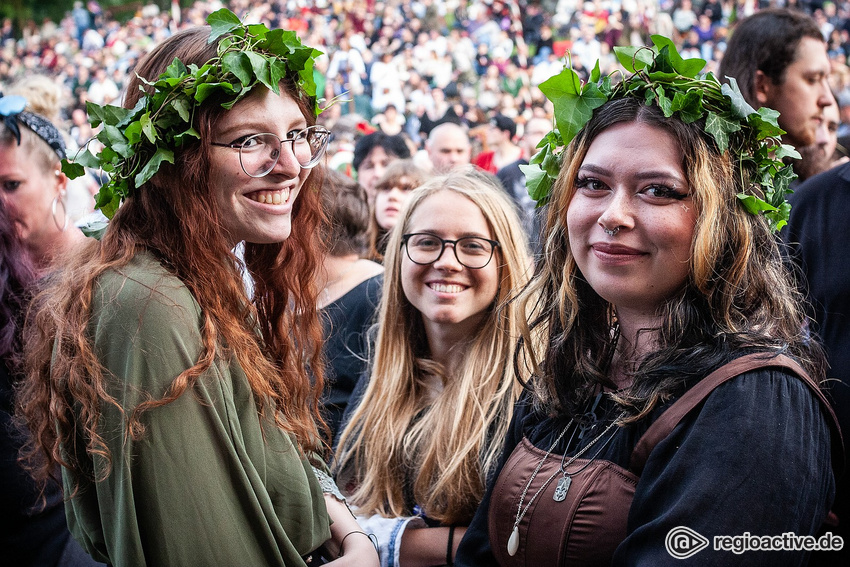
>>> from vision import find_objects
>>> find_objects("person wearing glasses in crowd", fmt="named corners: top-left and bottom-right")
top-left (16, 15), bottom-right (378, 567)
top-left (334, 168), bottom-right (532, 567)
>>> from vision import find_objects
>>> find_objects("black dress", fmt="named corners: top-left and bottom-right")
top-left (1, 359), bottom-right (105, 567)
top-left (785, 163), bottom-right (850, 564)
top-left (457, 364), bottom-right (835, 566)
top-left (320, 274), bottom-right (383, 446)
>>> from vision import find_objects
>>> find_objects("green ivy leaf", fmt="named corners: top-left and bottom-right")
top-left (653, 45), bottom-right (677, 74)
top-left (650, 35), bottom-right (705, 77)
top-left (721, 79), bottom-right (757, 119)
top-left (705, 112), bottom-right (741, 153)
top-left (247, 23), bottom-right (270, 38)
top-left (85, 102), bottom-right (132, 127)
top-left (222, 51), bottom-right (253, 87)
top-left (613, 45), bottom-right (655, 73)
top-left (589, 59), bottom-right (601, 84)
top-left (269, 59), bottom-right (288, 92)
top-left (76, 149), bottom-right (103, 170)
top-left (774, 143), bottom-right (802, 161)
top-left (748, 107), bottom-right (785, 139)
top-left (207, 8), bottom-right (242, 43)
top-left (79, 219), bottom-right (108, 240)
top-left (737, 193), bottom-right (778, 213)
top-left (124, 120), bottom-right (143, 145)
top-left (656, 86), bottom-right (673, 116)
top-left (194, 82), bottom-right (235, 103)
top-left (170, 98), bottom-right (191, 123)
top-left (134, 147), bottom-right (175, 187)
top-left (246, 51), bottom-right (272, 90)
top-left (95, 184), bottom-right (119, 218)
top-left (174, 127), bottom-right (200, 145)
top-left (670, 90), bottom-right (703, 123)
top-left (139, 113), bottom-right (156, 143)
top-left (117, 97), bottom-right (146, 128)
top-left (61, 159), bottom-right (85, 179)
top-left (164, 58), bottom-right (187, 79)
top-left (540, 67), bottom-right (607, 143)
top-left (521, 163), bottom-right (553, 205)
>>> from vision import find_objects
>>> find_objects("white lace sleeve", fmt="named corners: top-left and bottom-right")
top-left (311, 465), bottom-right (347, 503)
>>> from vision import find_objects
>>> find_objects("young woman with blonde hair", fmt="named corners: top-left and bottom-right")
top-left (335, 167), bottom-right (533, 567)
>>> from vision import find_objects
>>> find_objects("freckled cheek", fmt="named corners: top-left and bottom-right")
top-left (653, 218), bottom-right (696, 262)
top-left (565, 199), bottom-right (597, 244)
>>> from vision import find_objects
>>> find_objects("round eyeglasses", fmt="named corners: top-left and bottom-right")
top-left (402, 232), bottom-right (500, 269)
top-left (211, 126), bottom-right (330, 177)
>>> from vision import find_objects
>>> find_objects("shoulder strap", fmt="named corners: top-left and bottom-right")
top-left (629, 353), bottom-right (843, 477)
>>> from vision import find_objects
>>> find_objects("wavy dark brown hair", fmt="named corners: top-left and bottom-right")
top-left (16, 26), bottom-right (328, 491)
top-left (517, 97), bottom-right (826, 421)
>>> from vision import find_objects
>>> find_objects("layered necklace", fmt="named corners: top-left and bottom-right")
top-left (506, 402), bottom-right (624, 556)
top-left (508, 323), bottom-right (626, 557)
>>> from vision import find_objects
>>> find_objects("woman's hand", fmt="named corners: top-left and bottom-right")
top-left (322, 495), bottom-right (379, 567)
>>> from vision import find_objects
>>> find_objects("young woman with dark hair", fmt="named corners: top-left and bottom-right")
top-left (457, 44), bottom-right (840, 566)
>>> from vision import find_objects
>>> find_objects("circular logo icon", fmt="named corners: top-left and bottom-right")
top-left (665, 526), bottom-right (710, 559)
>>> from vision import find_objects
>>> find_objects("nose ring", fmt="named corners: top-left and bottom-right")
top-left (603, 226), bottom-right (619, 236)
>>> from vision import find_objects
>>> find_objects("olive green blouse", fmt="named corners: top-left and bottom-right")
top-left (63, 252), bottom-right (331, 566)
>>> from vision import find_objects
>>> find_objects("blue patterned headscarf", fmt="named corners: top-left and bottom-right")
top-left (0, 94), bottom-right (66, 161)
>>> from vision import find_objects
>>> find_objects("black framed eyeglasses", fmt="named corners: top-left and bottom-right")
top-left (401, 232), bottom-right (500, 269)
top-left (210, 125), bottom-right (330, 177)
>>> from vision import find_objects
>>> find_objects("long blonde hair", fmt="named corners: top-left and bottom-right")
top-left (335, 168), bottom-right (532, 524)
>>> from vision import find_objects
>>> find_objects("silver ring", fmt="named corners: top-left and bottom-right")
top-left (603, 227), bottom-right (619, 236)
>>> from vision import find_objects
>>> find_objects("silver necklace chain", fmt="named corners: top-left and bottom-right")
top-left (512, 417), bottom-right (620, 531)
top-left (512, 420), bottom-right (573, 530)
top-left (507, 413), bottom-right (623, 556)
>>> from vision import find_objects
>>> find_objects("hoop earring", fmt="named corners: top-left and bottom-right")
top-left (52, 195), bottom-right (69, 232)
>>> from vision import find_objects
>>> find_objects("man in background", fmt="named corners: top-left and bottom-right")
top-left (426, 122), bottom-right (472, 174)
top-left (719, 8), bottom-right (834, 181)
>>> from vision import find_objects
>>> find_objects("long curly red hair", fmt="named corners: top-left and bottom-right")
top-left (17, 26), bottom-right (328, 490)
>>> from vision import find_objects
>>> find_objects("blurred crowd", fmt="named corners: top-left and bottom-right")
top-left (3, 0), bottom-right (850, 162)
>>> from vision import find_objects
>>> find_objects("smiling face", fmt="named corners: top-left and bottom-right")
top-left (567, 121), bottom-right (696, 317)
top-left (401, 190), bottom-right (500, 340)
top-left (209, 88), bottom-right (311, 247)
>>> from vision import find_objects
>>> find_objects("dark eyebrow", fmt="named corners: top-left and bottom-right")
top-left (412, 230), bottom-right (492, 240)
top-left (579, 163), bottom-right (686, 183)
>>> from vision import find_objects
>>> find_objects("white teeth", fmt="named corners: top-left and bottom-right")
top-left (248, 188), bottom-right (289, 204)
top-left (430, 283), bottom-right (464, 293)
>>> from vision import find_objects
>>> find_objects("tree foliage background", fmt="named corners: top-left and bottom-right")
top-left (2, 1), bottom-right (175, 33)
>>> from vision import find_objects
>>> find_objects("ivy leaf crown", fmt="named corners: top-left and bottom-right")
top-left (62, 8), bottom-right (323, 230)
top-left (522, 34), bottom-right (798, 232)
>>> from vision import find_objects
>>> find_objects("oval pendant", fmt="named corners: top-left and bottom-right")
top-left (507, 526), bottom-right (520, 556)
